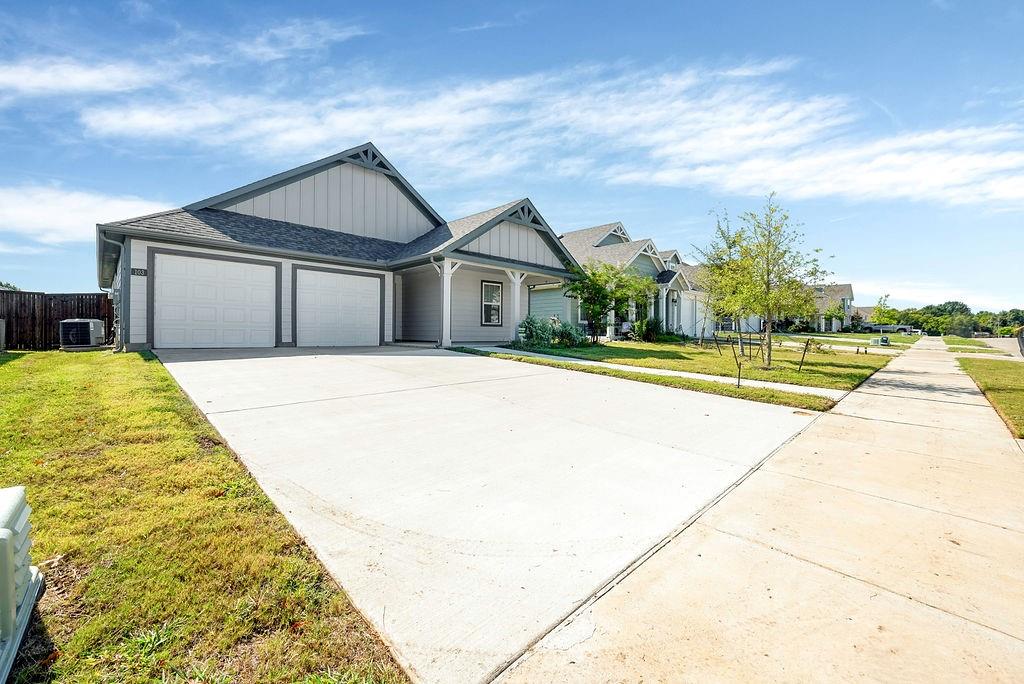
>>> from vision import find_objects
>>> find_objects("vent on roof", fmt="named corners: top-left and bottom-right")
top-left (0, 486), bottom-right (43, 681)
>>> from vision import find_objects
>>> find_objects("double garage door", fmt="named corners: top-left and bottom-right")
top-left (152, 253), bottom-right (380, 348)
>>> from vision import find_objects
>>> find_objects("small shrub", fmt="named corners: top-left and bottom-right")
top-left (628, 317), bottom-right (663, 343)
top-left (520, 314), bottom-right (553, 347)
top-left (554, 320), bottom-right (588, 347)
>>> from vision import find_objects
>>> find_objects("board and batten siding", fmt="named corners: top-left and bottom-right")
top-left (399, 267), bottom-right (441, 342)
top-left (219, 162), bottom-right (434, 243)
top-left (458, 221), bottom-right (562, 269)
top-left (126, 239), bottom-right (392, 347)
top-left (597, 232), bottom-right (627, 247)
top-left (630, 252), bottom-right (662, 278)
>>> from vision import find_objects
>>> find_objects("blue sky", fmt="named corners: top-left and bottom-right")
top-left (1, 0), bottom-right (1022, 310)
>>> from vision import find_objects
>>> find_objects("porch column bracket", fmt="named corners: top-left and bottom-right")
top-left (504, 270), bottom-right (527, 341)
top-left (438, 259), bottom-right (461, 347)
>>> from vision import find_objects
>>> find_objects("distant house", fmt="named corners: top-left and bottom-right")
top-left (811, 284), bottom-right (855, 332)
top-left (530, 221), bottom-right (760, 338)
top-left (852, 306), bottom-right (875, 325)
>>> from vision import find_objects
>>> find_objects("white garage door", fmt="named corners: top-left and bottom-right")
top-left (295, 269), bottom-right (380, 347)
top-left (153, 254), bottom-right (276, 348)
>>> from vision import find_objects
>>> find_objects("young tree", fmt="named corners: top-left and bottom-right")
top-left (823, 301), bottom-right (846, 330)
top-left (870, 294), bottom-right (900, 326)
top-left (563, 262), bottom-right (658, 343)
top-left (698, 194), bottom-right (829, 367)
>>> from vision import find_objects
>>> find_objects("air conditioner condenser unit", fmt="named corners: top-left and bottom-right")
top-left (0, 486), bottom-right (43, 681)
top-left (59, 318), bottom-right (106, 349)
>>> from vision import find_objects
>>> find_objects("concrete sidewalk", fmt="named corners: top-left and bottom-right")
top-left (468, 346), bottom-right (849, 401)
top-left (501, 337), bottom-right (1024, 682)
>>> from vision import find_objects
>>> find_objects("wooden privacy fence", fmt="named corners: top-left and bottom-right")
top-left (0, 291), bottom-right (113, 350)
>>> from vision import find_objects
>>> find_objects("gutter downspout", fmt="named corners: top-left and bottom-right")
top-left (99, 232), bottom-right (125, 352)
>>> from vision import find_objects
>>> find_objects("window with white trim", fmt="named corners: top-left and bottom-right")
top-left (481, 281), bottom-right (502, 326)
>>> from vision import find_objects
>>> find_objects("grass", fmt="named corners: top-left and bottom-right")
top-left (451, 347), bottom-right (836, 412)
top-left (789, 331), bottom-right (921, 345)
top-left (0, 350), bottom-right (405, 684)
top-left (959, 357), bottom-right (1024, 438)
top-left (514, 340), bottom-right (890, 391)
top-left (943, 335), bottom-right (991, 348)
top-left (945, 345), bottom-right (1010, 355)
top-left (775, 334), bottom-right (911, 349)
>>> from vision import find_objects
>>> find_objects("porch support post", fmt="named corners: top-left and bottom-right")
top-left (660, 287), bottom-right (670, 327)
top-left (647, 295), bottom-right (654, 319)
top-left (628, 299), bottom-right (636, 322)
top-left (503, 269), bottom-right (527, 342)
top-left (607, 301), bottom-right (616, 339)
top-left (434, 258), bottom-right (461, 347)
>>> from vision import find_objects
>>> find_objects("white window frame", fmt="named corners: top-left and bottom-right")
top-left (481, 280), bottom-right (503, 326)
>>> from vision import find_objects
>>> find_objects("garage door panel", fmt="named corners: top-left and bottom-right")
top-left (295, 269), bottom-right (380, 347)
top-left (154, 253), bottom-right (277, 349)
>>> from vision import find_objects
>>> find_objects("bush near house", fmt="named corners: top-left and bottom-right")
top-left (0, 351), bottom-right (405, 683)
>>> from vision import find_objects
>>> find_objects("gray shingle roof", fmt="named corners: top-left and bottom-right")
top-left (814, 283), bottom-right (855, 312)
top-left (106, 208), bottom-right (406, 262)
top-left (558, 223), bottom-right (622, 254)
top-left (676, 262), bottom-right (705, 291)
top-left (391, 199), bottom-right (522, 261)
top-left (562, 237), bottom-right (655, 269)
top-left (655, 270), bottom-right (678, 284)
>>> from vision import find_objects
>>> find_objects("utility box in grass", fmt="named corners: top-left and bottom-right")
top-left (0, 486), bottom-right (43, 680)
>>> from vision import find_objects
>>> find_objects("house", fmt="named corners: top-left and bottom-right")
top-left (96, 143), bottom-right (580, 350)
top-left (811, 283), bottom-right (855, 332)
top-left (530, 222), bottom-right (761, 338)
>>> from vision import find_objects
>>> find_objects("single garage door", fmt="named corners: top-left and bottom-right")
top-left (295, 269), bottom-right (380, 346)
top-left (153, 253), bottom-right (277, 348)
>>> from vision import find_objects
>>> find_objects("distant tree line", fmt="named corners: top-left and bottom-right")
top-left (870, 296), bottom-right (1023, 337)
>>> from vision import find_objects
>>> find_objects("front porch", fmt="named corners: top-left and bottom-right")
top-left (395, 257), bottom-right (570, 346)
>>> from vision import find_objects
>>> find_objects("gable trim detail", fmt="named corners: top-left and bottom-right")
top-left (444, 199), bottom-right (581, 272)
top-left (183, 142), bottom-right (445, 228)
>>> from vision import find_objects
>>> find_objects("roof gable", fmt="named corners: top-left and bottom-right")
top-left (184, 142), bottom-right (444, 229)
top-left (392, 198), bottom-right (579, 272)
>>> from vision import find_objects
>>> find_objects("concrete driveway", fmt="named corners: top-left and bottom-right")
top-left (157, 346), bottom-right (815, 683)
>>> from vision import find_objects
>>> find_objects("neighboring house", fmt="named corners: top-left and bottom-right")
top-left (96, 142), bottom-right (579, 350)
top-left (530, 222), bottom-right (761, 338)
top-left (811, 284), bottom-right (855, 332)
top-left (852, 305), bottom-right (875, 326)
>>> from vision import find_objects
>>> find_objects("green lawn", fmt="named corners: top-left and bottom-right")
top-left (509, 340), bottom-right (890, 390)
top-left (793, 331), bottom-right (922, 345)
top-left (452, 347), bottom-right (835, 411)
top-left (943, 335), bottom-right (990, 348)
top-left (946, 345), bottom-right (1010, 355)
top-left (0, 351), bottom-right (405, 684)
top-left (959, 357), bottom-right (1024, 438)
top-left (775, 334), bottom-right (911, 349)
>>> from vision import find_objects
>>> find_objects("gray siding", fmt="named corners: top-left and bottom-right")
top-left (630, 253), bottom-right (662, 278)
top-left (597, 232), bottom-right (627, 246)
top-left (450, 267), bottom-right (529, 343)
top-left (529, 287), bottom-right (566, 321)
top-left (400, 267), bottom-right (440, 341)
top-left (221, 162), bottom-right (434, 243)
top-left (459, 220), bottom-right (562, 269)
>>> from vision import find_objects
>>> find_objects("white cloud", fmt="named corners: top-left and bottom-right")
top-left (76, 59), bottom-right (1024, 208)
top-left (0, 57), bottom-right (161, 96)
top-left (236, 19), bottom-right (368, 62)
top-left (0, 186), bottom-right (170, 244)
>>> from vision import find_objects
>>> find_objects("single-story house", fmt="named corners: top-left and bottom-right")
top-left (530, 222), bottom-right (761, 338)
top-left (96, 143), bottom-right (580, 350)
